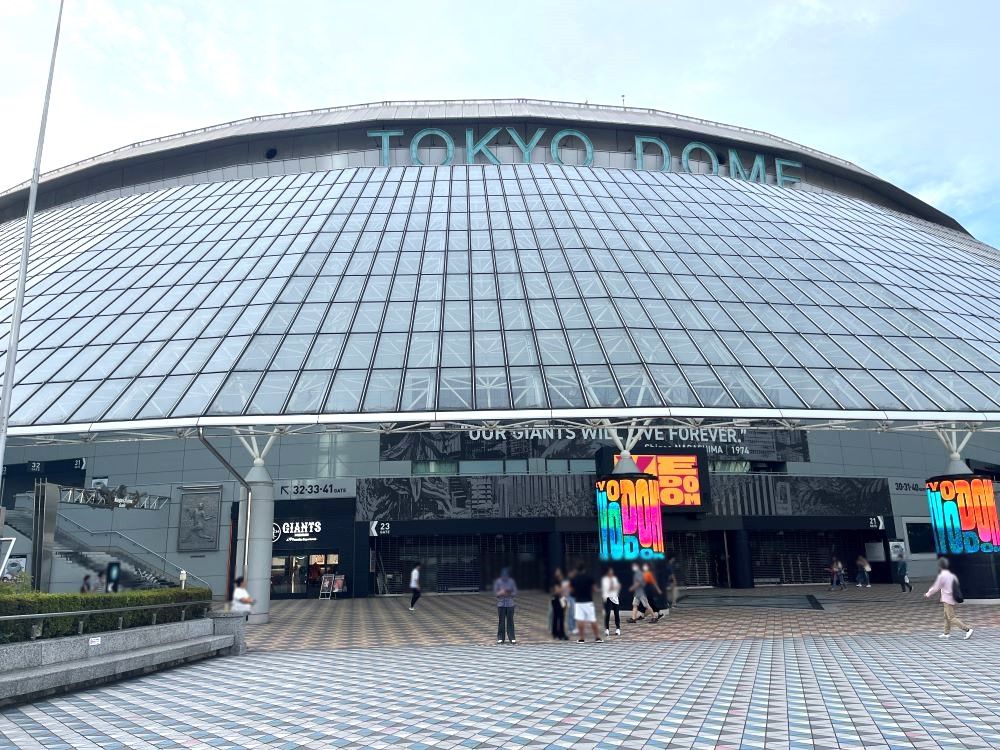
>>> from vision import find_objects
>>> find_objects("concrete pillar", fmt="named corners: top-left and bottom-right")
top-left (727, 530), bottom-right (754, 588)
top-left (245, 461), bottom-right (274, 625)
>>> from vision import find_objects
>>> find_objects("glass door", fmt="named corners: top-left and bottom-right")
top-left (271, 552), bottom-right (340, 598)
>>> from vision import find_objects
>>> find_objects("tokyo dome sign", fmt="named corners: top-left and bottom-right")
top-left (368, 127), bottom-right (803, 186)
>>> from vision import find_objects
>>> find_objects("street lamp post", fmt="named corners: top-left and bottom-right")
top-left (0, 1), bottom-right (65, 472)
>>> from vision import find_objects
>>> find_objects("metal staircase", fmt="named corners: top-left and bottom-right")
top-left (3, 489), bottom-right (210, 592)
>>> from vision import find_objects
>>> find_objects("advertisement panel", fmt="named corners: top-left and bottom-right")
top-left (596, 447), bottom-right (711, 514)
top-left (926, 475), bottom-right (1000, 555)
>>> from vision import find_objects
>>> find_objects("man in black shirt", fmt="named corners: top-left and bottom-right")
top-left (570, 563), bottom-right (603, 643)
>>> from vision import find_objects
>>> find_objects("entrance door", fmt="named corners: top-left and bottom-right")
top-left (271, 552), bottom-right (340, 598)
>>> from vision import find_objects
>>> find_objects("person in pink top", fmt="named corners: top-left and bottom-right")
top-left (924, 557), bottom-right (973, 640)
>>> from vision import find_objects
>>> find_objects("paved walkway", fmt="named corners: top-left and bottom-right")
top-left (244, 585), bottom-right (1000, 651)
top-left (2, 586), bottom-right (999, 749)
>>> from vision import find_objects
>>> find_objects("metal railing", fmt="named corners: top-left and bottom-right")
top-left (0, 599), bottom-right (213, 640)
top-left (59, 485), bottom-right (170, 511)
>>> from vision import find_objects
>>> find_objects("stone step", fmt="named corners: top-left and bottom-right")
top-left (0, 634), bottom-right (234, 706)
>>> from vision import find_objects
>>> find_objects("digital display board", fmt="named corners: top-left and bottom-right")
top-left (927, 475), bottom-right (1000, 555)
top-left (620, 453), bottom-right (708, 511)
top-left (595, 449), bottom-right (711, 561)
top-left (596, 474), bottom-right (664, 561)
top-left (596, 448), bottom-right (711, 513)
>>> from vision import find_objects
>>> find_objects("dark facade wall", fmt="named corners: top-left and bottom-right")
top-left (4, 426), bottom-right (997, 593)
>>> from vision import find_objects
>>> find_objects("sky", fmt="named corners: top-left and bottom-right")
top-left (1, 0), bottom-right (998, 246)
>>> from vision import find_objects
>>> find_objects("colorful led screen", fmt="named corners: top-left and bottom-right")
top-left (927, 475), bottom-right (1000, 555)
top-left (596, 475), bottom-right (665, 561)
top-left (617, 453), bottom-right (707, 510)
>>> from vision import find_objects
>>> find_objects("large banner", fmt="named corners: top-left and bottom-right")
top-left (356, 474), bottom-right (596, 521)
top-left (357, 472), bottom-right (891, 522)
top-left (380, 426), bottom-right (808, 463)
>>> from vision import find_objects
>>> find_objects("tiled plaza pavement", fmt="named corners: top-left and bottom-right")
top-left (244, 585), bottom-right (1000, 651)
top-left (1, 586), bottom-right (998, 749)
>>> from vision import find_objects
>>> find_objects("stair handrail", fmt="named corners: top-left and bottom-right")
top-left (56, 513), bottom-right (212, 591)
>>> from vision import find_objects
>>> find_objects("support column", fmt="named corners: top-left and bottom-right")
top-left (727, 529), bottom-right (754, 588)
top-left (245, 460), bottom-right (274, 625)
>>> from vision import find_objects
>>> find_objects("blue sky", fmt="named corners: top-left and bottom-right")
top-left (2, 0), bottom-right (998, 246)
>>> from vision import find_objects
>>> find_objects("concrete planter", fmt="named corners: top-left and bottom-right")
top-left (0, 613), bottom-right (244, 706)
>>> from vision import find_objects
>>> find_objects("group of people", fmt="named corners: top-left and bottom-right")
top-left (549, 559), bottom-right (678, 643)
top-left (240, 554), bottom-right (973, 643)
top-left (79, 573), bottom-right (107, 593)
top-left (827, 555), bottom-right (873, 590)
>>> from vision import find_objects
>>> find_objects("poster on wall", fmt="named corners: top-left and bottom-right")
top-left (3, 554), bottom-right (27, 580)
top-left (177, 486), bottom-right (223, 553)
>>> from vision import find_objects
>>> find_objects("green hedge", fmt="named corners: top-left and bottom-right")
top-left (0, 587), bottom-right (213, 644)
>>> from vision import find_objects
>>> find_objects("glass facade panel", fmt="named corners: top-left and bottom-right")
top-left (0, 157), bottom-right (997, 426)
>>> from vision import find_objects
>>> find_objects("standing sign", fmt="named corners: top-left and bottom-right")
top-left (319, 574), bottom-right (335, 600)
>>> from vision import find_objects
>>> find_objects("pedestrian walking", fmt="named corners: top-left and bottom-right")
top-left (80, 574), bottom-right (93, 594)
top-left (550, 580), bottom-right (568, 640)
top-left (231, 576), bottom-right (255, 614)
top-left (829, 556), bottom-right (846, 590)
top-left (642, 563), bottom-right (665, 621)
top-left (925, 557), bottom-right (973, 640)
top-left (628, 562), bottom-right (651, 622)
top-left (570, 563), bottom-right (602, 643)
top-left (561, 574), bottom-right (576, 636)
top-left (601, 566), bottom-right (621, 637)
top-left (409, 563), bottom-right (421, 610)
top-left (856, 555), bottom-right (872, 588)
top-left (898, 558), bottom-right (913, 593)
top-left (94, 572), bottom-right (107, 594)
top-left (494, 568), bottom-right (517, 644)
top-left (663, 555), bottom-right (679, 610)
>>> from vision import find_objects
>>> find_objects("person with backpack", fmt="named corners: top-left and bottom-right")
top-left (897, 557), bottom-right (913, 593)
top-left (628, 562), bottom-right (650, 623)
top-left (924, 557), bottom-right (973, 639)
top-left (641, 563), bottom-right (665, 622)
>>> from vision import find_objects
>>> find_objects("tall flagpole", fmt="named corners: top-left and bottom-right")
top-left (0, 0), bottom-right (65, 471)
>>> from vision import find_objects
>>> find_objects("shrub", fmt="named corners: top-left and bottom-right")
top-left (0, 587), bottom-right (212, 644)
